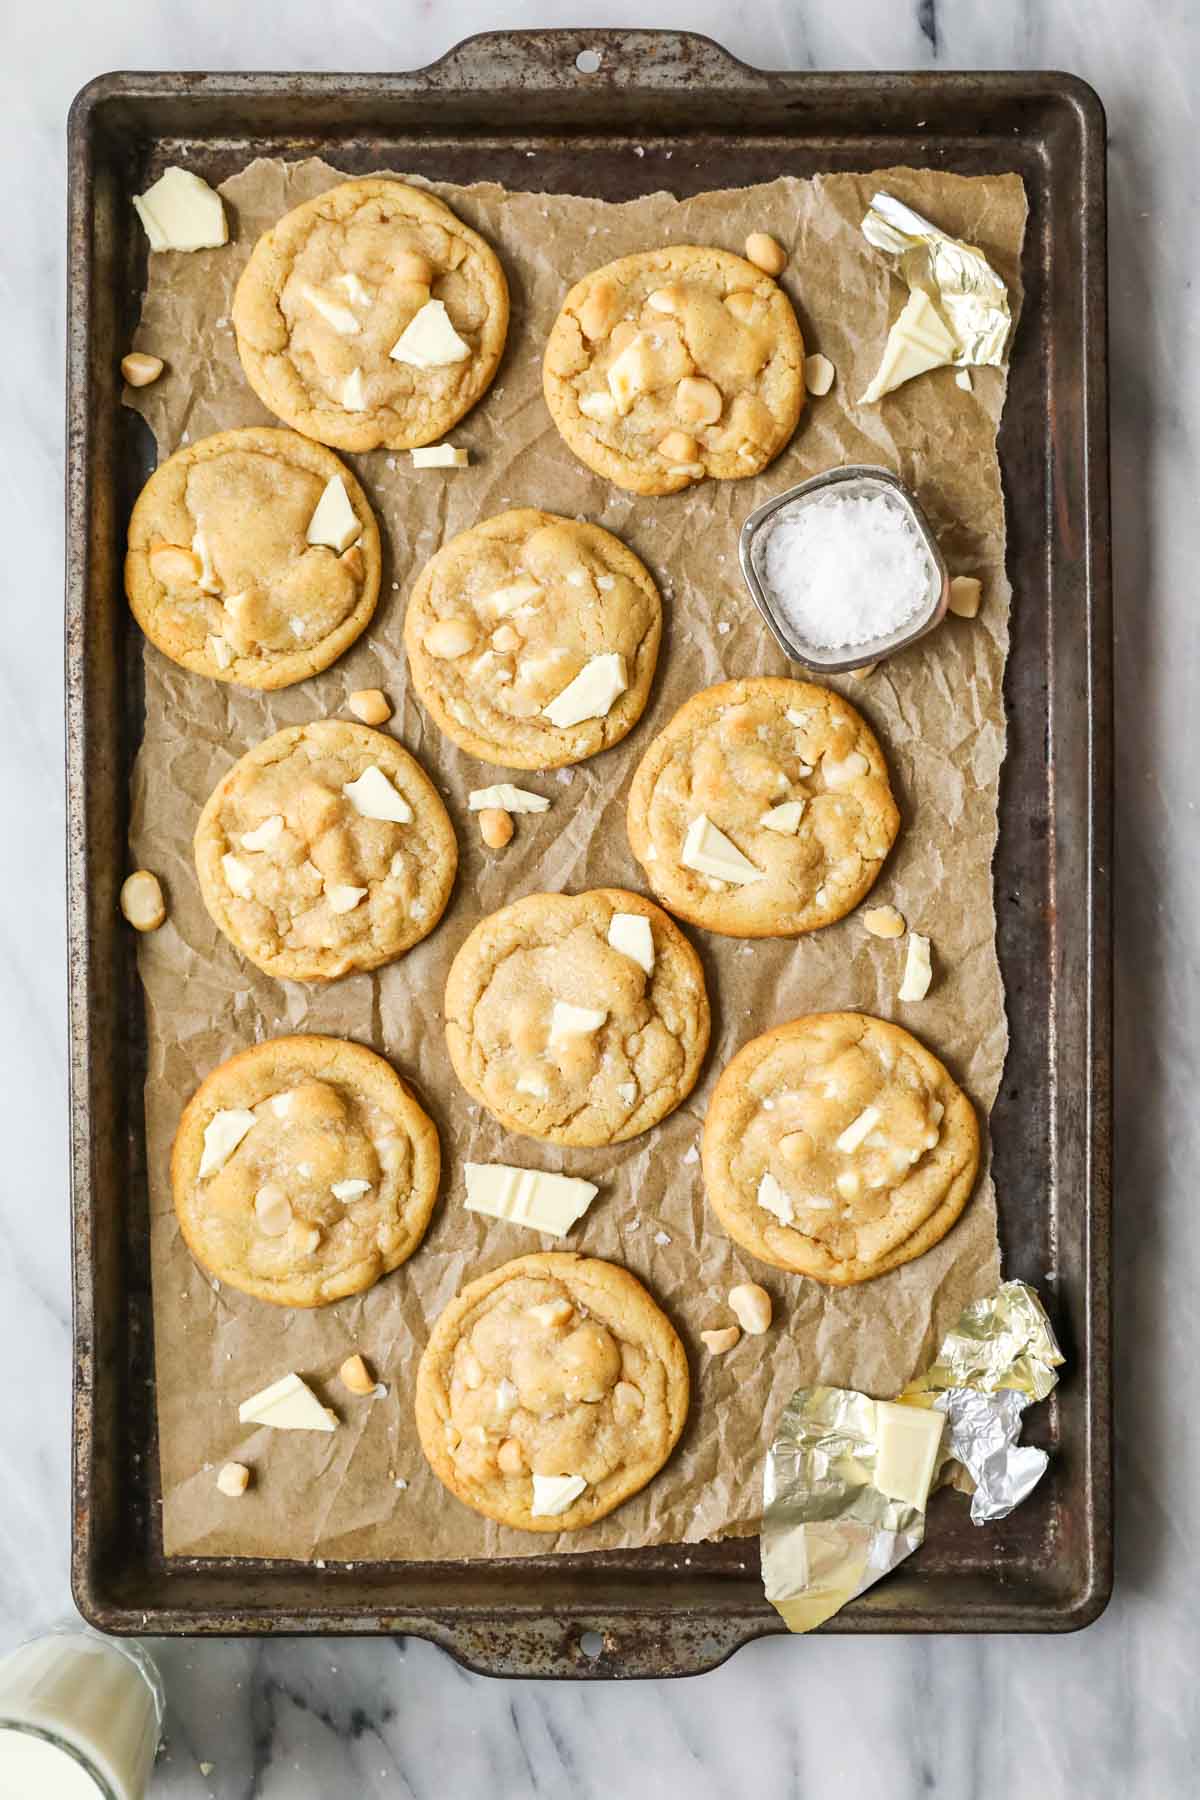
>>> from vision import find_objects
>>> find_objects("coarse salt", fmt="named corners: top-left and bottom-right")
top-left (758, 491), bottom-right (936, 651)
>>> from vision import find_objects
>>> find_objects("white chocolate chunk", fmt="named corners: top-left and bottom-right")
top-left (607, 911), bottom-right (654, 974)
top-left (332, 271), bottom-right (375, 307)
top-left (542, 652), bottom-right (627, 728)
top-left (341, 367), bottom-right (367, 410)
top-left (549, 1001), bottom-right (607, 1045)
top-left (300, 282), bottom-right (361, 336)
top-left (861, 288), bottom-right (958, 403)
top-left (757, 1170), bottom-right (795, 1226)
top-left (873, 1400), bottom-right (944, 1508)
top-left (680, 815), bottom-right (763, 886)
top-left (410, 443), bottom-right (470, 467)
top-left (389, 299), bottom-right (470, 368)
top-left (617, 1082), bottom-right (637, 1104)
top-left (835, 1105), bottom-right (882, 1155)
top-left (463, 1163), bottom-right (598, 1237)
top-left (207, 633), bottom-right (234, 670)
top-left (515, 1072), bottom-right (550, 1099)
top-left (241, 815), bottom-right (284, 852)
top-left (133, 167), bottom-right (228, 252)
top-left (759, 800), bottom-right (806, 834)
top-left (822, 750), bottom-right (870, 789)
top-left (530, 1472), bottom-right (587, 1517)
top-left (198, 1107), bottom-right (257, 1178)
top-left (955, 368), bottom-right (973, 392)
top-left (306, 475), bottom-right (362, 552)
top-left (607, 334), bottom-right (651, 414)
top-left (805, 352), bottom-right (836, 396)
top-left (579, 390), bottom-right (617, 421)
top-left (192, 530), bottom-right (220, 594)
top-left (238, 1372), bottom-right (337, 1432)
top-left (898, 932), bottom-right (933, 1002)
top-left (467, 784), bottom-right (550, 814)
top-left (326, 883), bottom-right (367, 914)
top-left (485, 579), bottom-right (543, 617)
top-left (221, 853), bottom-right (254, 899)
top-left (331, 1179), bottom-right (371, 1202)
top-left (342, 765), bottom-right (413, 824)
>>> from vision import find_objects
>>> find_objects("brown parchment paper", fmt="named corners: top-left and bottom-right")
top-left (126, 158), bottom-right (1025, 1562)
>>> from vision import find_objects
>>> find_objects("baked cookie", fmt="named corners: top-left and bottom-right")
top-left (702, 1013), bottom-right (979, 1284)
top-left (172, 1034), bottom-right (440, 1307)
top-left (124, 427), bottom-right (381, 689)
top-left (232, 176), bottom-right (509, 451)
top-left (415, 1252), bottom-right (689, 1532)
top-left (543, 244), bottom-right (805, 495)
top-left (404, 509), bottom-right (662, 770)
top-left (194, 720), bottom-right (457, 982)
top-left (627, 677), bottom-right (899, 938)
top-left (444, 889), bottom-right (709, 1147)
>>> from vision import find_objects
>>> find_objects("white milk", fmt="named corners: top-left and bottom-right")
top-left (0, 1631), bottom-right (162, 1799)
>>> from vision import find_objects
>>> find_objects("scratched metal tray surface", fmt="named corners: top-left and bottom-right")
top-left (65, 31), bottom-right (1112, 1676)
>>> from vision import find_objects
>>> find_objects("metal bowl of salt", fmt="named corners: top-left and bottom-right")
top-left (738, 465), bottom-right (950, 675)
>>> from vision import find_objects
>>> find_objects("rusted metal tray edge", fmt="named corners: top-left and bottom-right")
top-left (65, 32), bottom-right (1112, 1674)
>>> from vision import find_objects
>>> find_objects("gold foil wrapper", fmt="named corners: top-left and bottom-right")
top-left (861, 189), bottom-right (1013, 370)
top-left (761, 1388), bottom-right (939, 1634)
top-left (762, 1283), bottom-right (1063, 1631)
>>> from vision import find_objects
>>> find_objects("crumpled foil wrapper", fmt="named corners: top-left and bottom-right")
top-left (861, 189), bottom-right (1013, 368)
top-left (763, 1283), bottom-right (1063, 1630)
top-left (761, 1387), bottom-right (939, 1634)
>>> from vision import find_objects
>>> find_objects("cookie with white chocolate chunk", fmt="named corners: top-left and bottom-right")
top-left (124, 427), bottom-right (381, 688)
top-left (194, 720), bottom-right (457, 982)
top-left (415, 1252), bottom-right (689, 1532)
top-left (444, 888), bottom-right (710, 1147)
top-left (172, 1034), bottom-right (440, 1307)
top-left (232, 177), bottom-right (509, 451)
top-left (702, 1013), bottom-right (979, 1285)
top-left (626, 677), bottom-right (899, 937)
top-left (404, 509), bottom-right (662, 769)
top-left (543, 244), bottom-right (805, 494)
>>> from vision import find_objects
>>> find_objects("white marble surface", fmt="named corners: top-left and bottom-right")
top-left (1, 0), bottom-right (1192, 1793)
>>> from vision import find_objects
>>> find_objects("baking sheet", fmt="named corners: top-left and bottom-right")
top-left (126, 156), bottom-right (1024, 1562)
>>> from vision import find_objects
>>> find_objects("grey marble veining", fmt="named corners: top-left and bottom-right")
top-left (2, 0), bottom-right (1195, 1794)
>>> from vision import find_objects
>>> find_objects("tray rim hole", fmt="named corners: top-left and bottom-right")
top-left (578, 1628), bottom-right (606, 1660)
top-left (575, 49), bottom-right (603, 76)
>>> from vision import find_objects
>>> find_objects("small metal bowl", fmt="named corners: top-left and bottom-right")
top-left (738, 464), bottom-right (950, 674)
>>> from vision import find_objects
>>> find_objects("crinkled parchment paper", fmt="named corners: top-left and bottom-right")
top-left (126, 158), bottom-right (1024, 1562)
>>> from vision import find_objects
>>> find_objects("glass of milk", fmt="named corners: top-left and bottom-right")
top-left (0, 1627), bottom-right (163, 1798)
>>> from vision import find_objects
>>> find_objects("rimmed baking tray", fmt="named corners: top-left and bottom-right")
top-left (65, 30), bottom-right (1112, 1675)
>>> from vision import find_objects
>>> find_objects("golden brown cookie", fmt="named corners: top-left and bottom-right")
top-left (172, 1035), bottom-right (440, 1307)
top-left (702, 1013), bottom-right (979, 1284)
top-left (543, 244), bottom-right (805, 494)
top-left (124, 427), bottom-right (381, 689)
top-left (415, 1252), bottom-right (689, 1532)
top-left (626, 677), bottom-right (899, 937)
top-left (404, 510), bottom-right (662, 770)
top-left (444, 888), bottom-right (710, 1147)
top-left (194, 720), bottom-right (457, 982)
top-left (232, 176), bottom-right (509, 451)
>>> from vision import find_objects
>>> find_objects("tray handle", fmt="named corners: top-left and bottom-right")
top-left (408, 1610), bottom-right (781, 1681)
top-left (422, 28), bottom-right (767, 97)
